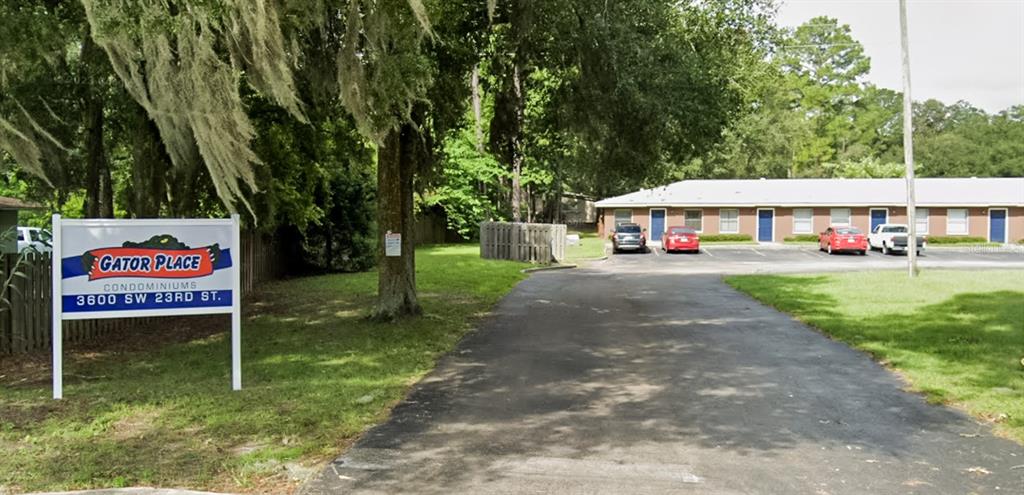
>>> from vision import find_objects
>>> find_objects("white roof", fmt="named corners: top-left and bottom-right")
top-left (594, 178), bottom-right (1024, 208)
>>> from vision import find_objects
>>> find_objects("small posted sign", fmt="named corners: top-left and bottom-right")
top-left (385, 231), bottom-right (401, 257)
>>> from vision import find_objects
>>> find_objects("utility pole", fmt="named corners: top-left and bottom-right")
top-left (899, 0), bottom-right (919, 277)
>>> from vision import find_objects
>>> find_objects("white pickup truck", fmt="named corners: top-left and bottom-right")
top-left (868, 223), bottom-right (926, 255)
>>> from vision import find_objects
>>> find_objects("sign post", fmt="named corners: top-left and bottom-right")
top-left (50, 215), bottom-right (242, 399)
top-left (51, 214), bottom-right (63, 399)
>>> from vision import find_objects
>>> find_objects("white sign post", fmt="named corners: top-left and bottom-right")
top-left (51, 214), bottom-right (242, 399)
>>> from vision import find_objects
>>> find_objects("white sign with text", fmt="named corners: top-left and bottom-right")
top-left (51, 215), bottom-right (242, 399)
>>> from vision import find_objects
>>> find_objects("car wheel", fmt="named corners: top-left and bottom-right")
top-left (882, 243), bottom-right (889, 255)
top-left (860, 250), bottom-right (867, 256)
top-left (827, 244), bottom-right (833, 255)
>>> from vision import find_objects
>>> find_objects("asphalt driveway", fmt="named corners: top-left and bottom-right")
top-left (303, 264), bottom-right (1024, 494)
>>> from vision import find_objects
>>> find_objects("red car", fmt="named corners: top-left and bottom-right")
top-left (663, 226), bottom-right (700, 253)
top-left (819, 226), bottom-right (868, 255)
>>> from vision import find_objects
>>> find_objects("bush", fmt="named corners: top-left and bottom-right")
top-left (784, 234), bottom-right (819, 242)
top-left (699, 233), bottom-right (753, 242)
top-left (926, 236), bottom-right (989, 245)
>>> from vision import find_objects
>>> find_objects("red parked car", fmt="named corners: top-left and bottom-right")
top-left (819, 226), bottom-right (868, 255)
top-left (663, 226), bottom-right (700, 253)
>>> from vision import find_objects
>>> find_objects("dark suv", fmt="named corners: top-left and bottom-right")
top-left (612, 223), bottom-right (647, 253)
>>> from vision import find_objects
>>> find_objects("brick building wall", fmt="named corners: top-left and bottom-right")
top-left (598, 206), bottom-right (1024, 242)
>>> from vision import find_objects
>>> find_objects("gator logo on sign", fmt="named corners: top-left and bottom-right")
top-left (81, 235), bottom-right (221, 281)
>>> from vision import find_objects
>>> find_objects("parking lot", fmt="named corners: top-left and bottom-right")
top-left (602, 244), bottom-right (1024, 274)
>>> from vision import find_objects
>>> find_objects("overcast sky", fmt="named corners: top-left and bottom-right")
top-left (775, 0), bottom-right (1024, 113)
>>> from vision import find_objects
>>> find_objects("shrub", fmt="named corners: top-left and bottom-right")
top-left (926, 236), bottom-right (989, 245)
top-left (784, 234), bottom-right (819, 243)
top-left (699, 233), bottom-right (753, 242)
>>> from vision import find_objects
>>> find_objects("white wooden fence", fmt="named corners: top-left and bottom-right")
top-left (480, 222), bottom-right (567, 264)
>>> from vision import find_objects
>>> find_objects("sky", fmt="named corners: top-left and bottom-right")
top-left (775, 0), bottom-right (1024, 113)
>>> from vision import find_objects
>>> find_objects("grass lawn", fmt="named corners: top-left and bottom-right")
top-left (564, 234), bottom-right (607, 262)
top-left (726, 270), bottom-right (1024, 444)
top-left (0, 245), bottom-right (527, 494)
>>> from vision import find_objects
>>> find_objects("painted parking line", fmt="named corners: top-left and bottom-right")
top-left (751, 249), bottom-right (767, 257)
top-left (701, 248), bottom-right (714, 257)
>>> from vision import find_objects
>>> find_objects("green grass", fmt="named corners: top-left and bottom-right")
top-left (928, 243), bottom-right (1004, 248)
top-left (564, 235), bottom-right (607, 261)
top-left (926, 235), bottom-right (989, 245)
top-left (726, 270), bottom-right (1024, 444)
top-left (784, 234), bottom-right (820, 243)
top-left (0, 245), bottom-right (528, 493)
top-left (699, 233), bottom-right (753, 243)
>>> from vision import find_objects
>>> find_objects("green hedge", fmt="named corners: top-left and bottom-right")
top-left (926, 236), bottom-right (989, 245)
top-left (784, 234), bottom-right (819, 243)
top-left (699, 233), bottom-right (753, 242)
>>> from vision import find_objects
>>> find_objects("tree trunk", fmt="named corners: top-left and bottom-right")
top-left (373, 124), bottom-right (421, 320)
top-left (554, 162), bottom-right (564, 224)
top-left (472, 64), bottom-right (484, 153)
top-left (129, 103), bottom-right (168, 217)
top-left (80, 34), bottom-right (113, 219)
top-left (510, 61), bottom-right (525, 223)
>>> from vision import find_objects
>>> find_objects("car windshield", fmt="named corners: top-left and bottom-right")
top-left (836, 227), bottom-right (861, 235)
top-left (617, 225), bottom-right (641, 233)
top-left (669, 227), bottom-right (695, 234)
top-left (884, 226), bottom-right (907, 233)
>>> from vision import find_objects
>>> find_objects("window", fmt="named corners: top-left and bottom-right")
top-left (614, 209), bottom-right (632, 227)
top-left (947, 208), bottom-right (968, 235)
top-left (915, 208), bottom-right (929, 234)
top-left (830, 208), bottom-right (851, 226)
top-left (793, 208), bottom-right (813, 234)
top-left (685, 209), bottom-right (703, 231)
top-left (719, 209), bottom-right (739, 233)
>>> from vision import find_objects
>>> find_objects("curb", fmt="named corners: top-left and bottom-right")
top-left (26, 489), bottom-right (234, 495)
top-left (521, 264), bottom-right (578, 273)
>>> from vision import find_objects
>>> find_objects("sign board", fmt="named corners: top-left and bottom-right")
top-left (385, 231), bottom-right (401, 257)
top-left (50, 215), bottom-right (242, 399)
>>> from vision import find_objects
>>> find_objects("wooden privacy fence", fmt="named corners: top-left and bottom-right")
top-left (0, 232), bottom-right (283, 355)
top-left (480, 221), bottom-right (566, 264)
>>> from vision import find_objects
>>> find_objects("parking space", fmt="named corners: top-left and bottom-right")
top-left (602, 244), bottom-right (1024, 274)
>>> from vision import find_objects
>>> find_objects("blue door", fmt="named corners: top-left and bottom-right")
top-left (651, 209), bottom-right (666, 241)
top-left (990, 209), bottom-right (1007, 243)
top-left (757, 210), bottom-right (773, 242)
top-left (871, 209), bottom-right (887, 231)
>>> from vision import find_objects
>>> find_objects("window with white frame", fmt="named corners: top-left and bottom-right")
top-left (947, 208), bottom-right (968, 235)
top-left (830, 208), bottom-right (851, 226)
top-left (793, 208), bottom-right (814, 234)
top-left (685, 209), bottom-right (703, 231)
top-left (915, 208), bottom-right (929, 234)
top-left (614, 209), bottom-right (632, 227)
top-left (719, 209), bottom-right (739, 233)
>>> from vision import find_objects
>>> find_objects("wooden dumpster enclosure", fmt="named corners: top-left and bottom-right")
top-left (480, 221), bottom-right (566, 264)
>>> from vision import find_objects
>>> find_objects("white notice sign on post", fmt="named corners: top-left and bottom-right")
top-left (385, 231), bottom-right (401, 257)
